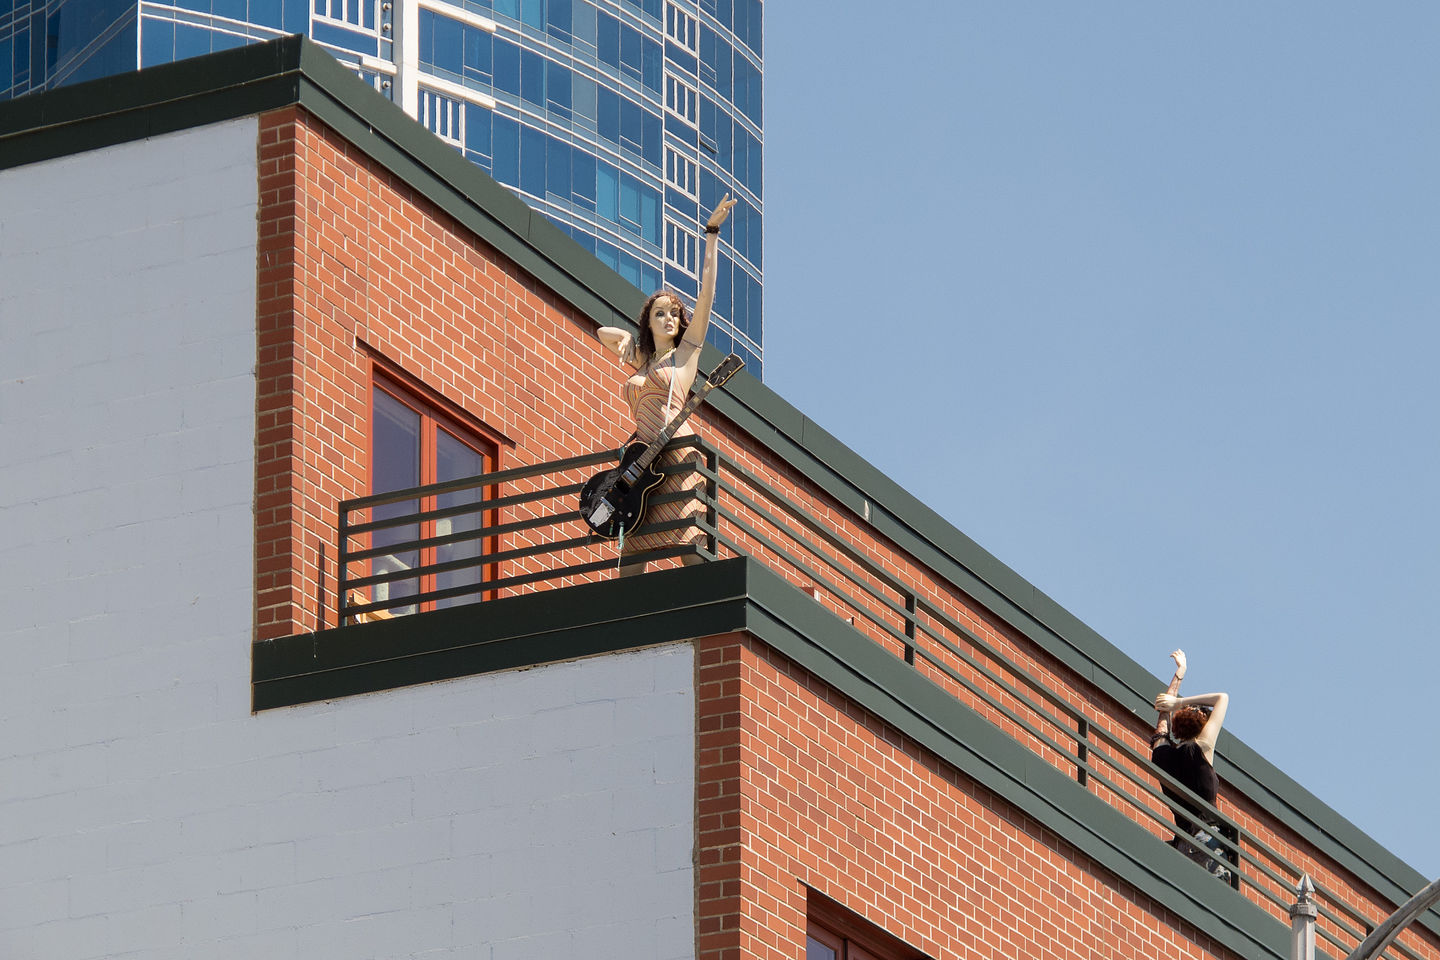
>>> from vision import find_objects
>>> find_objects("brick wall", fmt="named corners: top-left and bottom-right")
top-left (257, 105), bottom-right (678, 639)
top-left (694, 632), bottom-right (1440, 959)
top-left (259, 104), bottom-right (1438, 959)
top-left (696, 632), bottom-right (1218, 960)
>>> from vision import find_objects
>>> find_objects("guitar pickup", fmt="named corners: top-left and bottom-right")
top-left (587, 500), bottom-right (615, 526)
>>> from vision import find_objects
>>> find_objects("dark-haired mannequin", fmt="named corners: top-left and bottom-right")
top-left (594, 195), bottom-right (737, 577)
top-left (1151, 649), bottom-right (1232, 880)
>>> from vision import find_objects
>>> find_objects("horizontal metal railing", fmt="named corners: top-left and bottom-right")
top-left (335, 439), bottom-right (1422, 960)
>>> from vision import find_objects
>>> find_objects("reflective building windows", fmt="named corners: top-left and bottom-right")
top-left (1, 0), bottom-right (763, 375)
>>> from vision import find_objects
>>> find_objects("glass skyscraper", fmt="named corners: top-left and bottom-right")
top-left (1, 0), bottom-right (764, 372)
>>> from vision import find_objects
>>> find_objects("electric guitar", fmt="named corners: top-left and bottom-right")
top-left (578, 353), bottom-right (745, 540)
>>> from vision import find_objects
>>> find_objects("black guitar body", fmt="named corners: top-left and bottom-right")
top-left (578, 441), bottom-right (666, 539)
top-left (578, 353), bottom-right (743, 543)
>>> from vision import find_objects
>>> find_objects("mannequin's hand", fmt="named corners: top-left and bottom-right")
top-left (707, 194), bottom-right (737, 230)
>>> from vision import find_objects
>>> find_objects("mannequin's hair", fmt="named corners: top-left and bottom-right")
top-left (635, 289), bottom-right (690, 363)
top-left (1172, 706), bottom-right (1209, 741)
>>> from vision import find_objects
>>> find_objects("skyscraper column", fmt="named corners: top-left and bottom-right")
top-left (393, 0), bottom-right (418, 116)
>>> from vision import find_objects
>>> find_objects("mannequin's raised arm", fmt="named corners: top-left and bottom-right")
top-left (679, 195), bottom-right (737, 366)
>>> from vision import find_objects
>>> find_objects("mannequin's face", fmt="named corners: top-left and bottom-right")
top-left (648, 296), bottom-right (683, 346)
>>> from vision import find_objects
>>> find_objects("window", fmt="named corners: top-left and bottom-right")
top-left (665, 74), bottom-right (698, 125)
top-left (315, 0), bottom-right (373, 30)
top-left (807, 925), bottom-right (881, 960)
top-left (419, 87), bottom-right (465, 146)
top-left (664, 218), bottom-right (696, 274)
top-left (367, 373), bottom-right (500, 616)
top-left (665, 3), bottom-right (698, 53)
top-left (805, 892), bottom-right (927, 960)
top-left (665, 146), bottom-right (697, 196)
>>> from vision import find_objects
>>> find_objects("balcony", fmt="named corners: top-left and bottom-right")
top-left (312, 436), bottom-right (1431, 960)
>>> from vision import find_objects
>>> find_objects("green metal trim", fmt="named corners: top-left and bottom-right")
top-left (0, 39), bottom-right (306, 172)
top-left (253, 556), bottom-right (752, 710)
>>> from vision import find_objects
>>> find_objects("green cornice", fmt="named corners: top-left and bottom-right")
top-left (252, 559), bottom-right (752, 710)
top-left (4, 35), bottom-right (1426, 924)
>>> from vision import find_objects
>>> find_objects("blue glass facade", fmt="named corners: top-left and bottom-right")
top-left (0, 0), bottom-right (764, 374)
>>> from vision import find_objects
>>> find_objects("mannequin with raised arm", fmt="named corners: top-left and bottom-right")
top-left (1151, 649), bottom-right (1233, 881)
top-left (594, 195), bottom-right (737, 576)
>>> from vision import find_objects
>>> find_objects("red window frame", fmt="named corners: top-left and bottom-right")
top-left (365, 360), bottom-right (503, 614)
top-left (805, 892), bottom-right (927, 960)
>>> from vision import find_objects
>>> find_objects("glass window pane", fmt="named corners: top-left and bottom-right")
top-left (546, 59), bottom-right (570, 115)
top-left (597, 87), bottom-right (619, 144)
top-left (174, 23), bottom-right (210, 61)
top-left (597, 161), bottom-right (618, 221)
top-left (463, 25), bottom-right (491, 80)
top-left (571, 0), bottom-right (594, 49)
top-left (640, 186), bottom-right (658, 243)
top-left (573, 74), bottom-right (597, 123)
top-left (546, 136), bottom-right (570, 200)
top-left (572, 150), bottom-right (595, 207)
top-left (642, 109), bottom-right (660, 166)
top-left (492, 36), bottom-right (519, 94)
top-left (619, 173), bottom-right (640, 227)
top-left (492, 114), bottom-right (519, 183)
top-left (545, 0), bottom-right (569, 41)
top-left (250, 0), bottom-right (283, 29)
top-left (433, 13), bottom-right (463, 74)
top-left (597, 11), bottom-right (618, 67)
top-left (641, 37), bottom-right (661, 93)
top-left (620, 97), bottom-right (641, 153)
top-left (371, 388), bottom-right (420, 615)
top-left (283, 0), bottom-right (307, 32)
top-left (520, 123), bottom-right (546, 196)
top-left (805, 936), bottom-right (837, 960)
top-left (520, 48), bottom-right (543, 106)
top-left (434, 430), bottom-right (486, 609)
top-left (140, 18), bottom-right (173, 66)
top-left (619, 23), bottom-right (640, 79)
top-left (464, 102), bottom-right (491, 158)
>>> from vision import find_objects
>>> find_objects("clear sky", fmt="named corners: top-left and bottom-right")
top-left (762, 4), bottom-right (1440, 881)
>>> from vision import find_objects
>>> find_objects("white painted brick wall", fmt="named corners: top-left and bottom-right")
top-left (0, 120), bottom-right (696, 959)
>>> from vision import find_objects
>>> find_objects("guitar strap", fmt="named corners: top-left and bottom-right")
top-left (665, 353), bottom-right (680, 426)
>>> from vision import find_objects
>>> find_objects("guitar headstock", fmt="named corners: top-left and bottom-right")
top-left (705, 354), bottom-right (745, 389)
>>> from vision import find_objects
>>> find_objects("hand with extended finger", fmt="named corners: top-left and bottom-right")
top-left (1170, 649), bottom-right (1187, 679)
top-left (706, 194), bottom-right (737, 232)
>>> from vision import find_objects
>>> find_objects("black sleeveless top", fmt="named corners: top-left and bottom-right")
top-left (1151, 739), bottom-right (1218, 836)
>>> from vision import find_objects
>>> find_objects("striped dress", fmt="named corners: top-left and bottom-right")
top-left (619, 350), bottom-right (705, 557)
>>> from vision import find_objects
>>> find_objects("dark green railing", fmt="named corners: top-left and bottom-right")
top-left (336, 438), bottom-right (1419, 960)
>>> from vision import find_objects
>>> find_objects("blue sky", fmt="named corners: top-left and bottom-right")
top-left (763, 5), bottom-right (1440, 880)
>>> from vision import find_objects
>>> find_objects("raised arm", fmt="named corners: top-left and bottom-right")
top-left (675, 195), bottom-right (737, 378)
top-left (1190, 692), bottom-right (1228, 763)
top-left (1151, 649), bottom-right (1186, 745)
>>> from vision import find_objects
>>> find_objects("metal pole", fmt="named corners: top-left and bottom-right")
top-left (1290, 875), bottom-right (1317, 960)
top-left (1344, 873), bottom-right (1440, 960)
